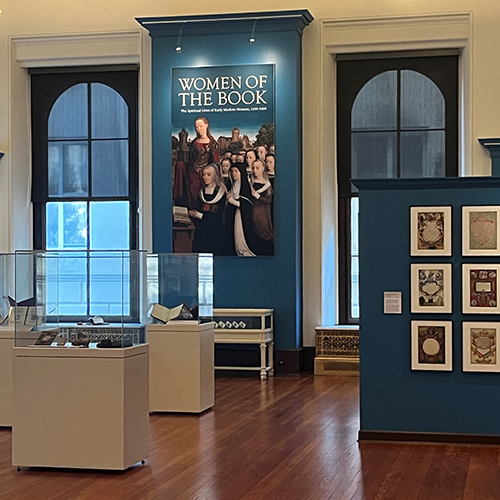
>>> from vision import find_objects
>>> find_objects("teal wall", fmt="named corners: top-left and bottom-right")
top-left (357, 177), bottom-right (500, 435)
top-left (138, 12), bottom-right (312, 349)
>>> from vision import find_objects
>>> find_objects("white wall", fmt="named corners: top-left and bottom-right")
top-left (1, 0), bottom-right (498, 346)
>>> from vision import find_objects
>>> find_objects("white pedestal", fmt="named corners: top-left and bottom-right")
top-left (0, 327), bottom-right (14, 427)
top-left (12, 344), bottom-right (149, 470)
top-left (147, 322), bottom-right (214, 413)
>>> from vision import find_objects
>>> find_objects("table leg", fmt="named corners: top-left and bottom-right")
top-left (260, 343), bottom-right (267, 380)
top-left (269, 341), bottom-right (274, 376)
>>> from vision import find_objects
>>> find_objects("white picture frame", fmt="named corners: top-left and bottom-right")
top-left (462, 206), bottom-right (500, 256)
top-left (411, 263), bottom-right (452, 313)
top-left (411, 320), bottom-right (453, 371)
top-left (462, 264), bottom-right (500, 314)
top-left (463, 322), bottom-right (500, 372)
top-left (410, 206), bottom-right (452, 256)
top-left (14, 306), bottom-right (28, 325)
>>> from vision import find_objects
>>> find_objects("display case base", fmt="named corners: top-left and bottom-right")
top-left (12, 344), bottom-right (149, 470)
top-left (147, 322), bottom-right (214, 413)
top-left (0, 327), bottom-right (14, 426)
top-left (314, 356), bottom-right (359, 376)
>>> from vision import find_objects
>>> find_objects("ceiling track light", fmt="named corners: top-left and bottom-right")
top-left (250, 20), bottom-right (257, 44)
top-left (176, 23), bottom-right (185, 53)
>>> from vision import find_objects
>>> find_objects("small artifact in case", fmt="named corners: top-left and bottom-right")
top-left (34, 329), bottom-right (59, 345)
top-left (72, 331), bottom-right (90, 347)
top-left (97, 339), bottom-right (132, 348)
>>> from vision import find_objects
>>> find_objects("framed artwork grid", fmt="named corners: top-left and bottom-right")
top-left (410, 206), bottom-right (452, 256)
top-left (462, 264), bottom-right (500, 314)
top-left (411, 320), bottom-right (453, 371)
top-left (411, 263), bottom-right (452, 313)
top-left (462, 206), bottom-right (500, 256)
top-left (463, 322), bottom-right (500, 372)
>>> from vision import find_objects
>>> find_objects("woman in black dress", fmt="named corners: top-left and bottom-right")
top-left (189, 163), bottom-right (230, 255)
top-left (225, 162), bottom-right (259, 256)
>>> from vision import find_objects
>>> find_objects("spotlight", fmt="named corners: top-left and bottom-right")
top-left (176, 23), bottom-right (185, 54)
top-left (250, 19), bottom-right (257, 44)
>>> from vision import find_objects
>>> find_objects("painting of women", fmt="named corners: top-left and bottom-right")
top-left (250, 159), bottom-right (274, 255)
top-left (189, 163), bottom-right (230, 255)
top-left (174, 116), bottom-right (219, 210)
top-left (225, 162), bottom-right (258, 257)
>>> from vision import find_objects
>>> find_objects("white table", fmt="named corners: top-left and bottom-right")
top-left (213, 308), bottom-right (274, 380)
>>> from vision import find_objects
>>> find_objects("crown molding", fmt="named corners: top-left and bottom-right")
top-left (136, 10), bottom-right (313, 37)
top-left (322, 12), bottom-right (471, 32)
top-left (321, 12), bottom-right (471, 52)
top-left (11, 30), bottom-right (142, 68)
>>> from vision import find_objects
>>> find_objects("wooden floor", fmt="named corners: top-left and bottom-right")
top-left (0, 375), bottom-right (498, 499)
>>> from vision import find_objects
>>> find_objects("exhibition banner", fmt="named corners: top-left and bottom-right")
top-left (171, 64), bottom-right (275, 257)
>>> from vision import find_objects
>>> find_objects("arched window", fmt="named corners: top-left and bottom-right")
top-left (337, 54), bottom-right (458, 323)
top-left (31, 69), bottom-right (138, 319)
top-left (351, 69), bottom-right (446, 180)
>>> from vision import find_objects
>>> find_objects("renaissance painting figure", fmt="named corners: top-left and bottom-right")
top-left (257, 144), bottom-right (268, 161)
top-left (265, 153), bottom-right (275, 188)
top-left (221, 157), bottom-right (232, 190)
top-left (250, 159), bottom-right (274, 255)
top-left (189, 163), bottom-right (229, 255)
top-left (174, 116), bottom-right (220, 210)
top-left (245, 149), bottom-right (257, 177)
top-left (225, 162), bottom-right (258, 257)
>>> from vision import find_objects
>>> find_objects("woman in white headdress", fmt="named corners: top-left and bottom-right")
top-left (225, 162), bottom-right (257, 257)
top-left (189, 162), bottom-right (230, 255)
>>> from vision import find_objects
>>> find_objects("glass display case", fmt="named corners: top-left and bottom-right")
top-left (0, 253), bottom-right (16, 426)
top-left (14, 250), bottom-right (148, 347)
top-left (146, 253), bottom-right (213, 324)
top-left (146, 253), bottom-right (214, 413)
top-left (0, 253), bottom-right (15, 328)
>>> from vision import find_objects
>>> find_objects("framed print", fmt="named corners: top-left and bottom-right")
top-left (462, 264), bottom-right (500, 314)
top-left (411, 263), bottom-right (452, 313)
top-left (463, 322), bottom-right (500, 372)
top-left (410, 206), bottom-right (452, 256)
top-left (24, 306), bottom-right (37, 328)
top-left (462, 206), bottom-right (500, 256)
top-left (411, 320), bottom-right (453, 371)
top-left (14, 306), bottom-right (28, 325)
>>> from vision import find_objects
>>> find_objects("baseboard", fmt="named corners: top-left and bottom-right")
top-left (301, 347), bottom-right (315, 372)
top-left (274, 349), bottom-right (301, 374)
top-left (215, 346), bottom-right (314, 375)
top-left (358, 430), bottom-right (500, 445)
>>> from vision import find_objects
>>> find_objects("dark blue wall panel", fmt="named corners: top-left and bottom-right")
top-left (357, 177), bottom-right (500, 435)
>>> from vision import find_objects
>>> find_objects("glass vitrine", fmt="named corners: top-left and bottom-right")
top-left (0, 254), bottom-right (15, 329)
top-left (146, 253), bottom-right (213, 324)
top-left (14, 250), bottom-right (148, 347)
